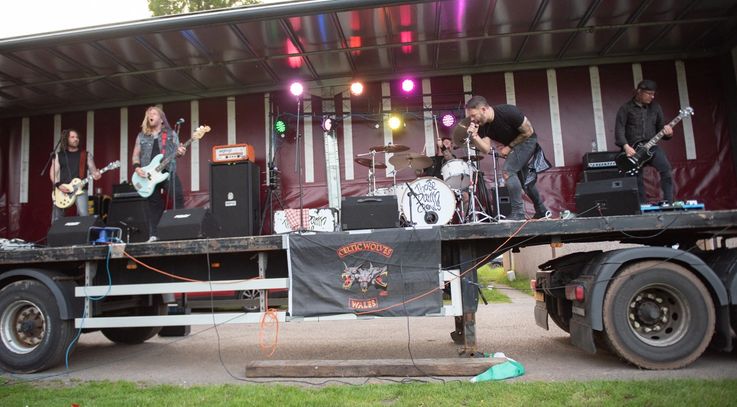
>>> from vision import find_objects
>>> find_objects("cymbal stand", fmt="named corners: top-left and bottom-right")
top-left (464, 136), bottom-right (492, 223)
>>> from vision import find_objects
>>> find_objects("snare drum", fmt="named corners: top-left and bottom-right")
top-left (400, 177), bottom-right (455, 226)
top-left (441, 159), bottom-right (473, 190)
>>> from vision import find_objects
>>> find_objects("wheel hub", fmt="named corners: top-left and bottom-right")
top-left (1, 300), bottom-right (46, 354)
top-left (627, 286), bottom-right (687, 347)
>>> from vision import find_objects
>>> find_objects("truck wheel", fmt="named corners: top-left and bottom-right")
top-left (101, 297), bottom-right (167, 344)
top-left (0, 280), bottom-right (76, 373)
top-left (602, 260), bottom-right (715, 369)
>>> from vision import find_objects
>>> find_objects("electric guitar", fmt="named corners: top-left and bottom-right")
top-left (52, 160), bottom-right (121, 209)
top-left (132, 125), bottom-right (210, 198)
top-left (615, 107), bottom-right (694, 176)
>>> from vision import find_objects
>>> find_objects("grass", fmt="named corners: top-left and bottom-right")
top-left (2, 379), bottom-right (736, 406)
top-left (475, 264), bottom-right (533, 303)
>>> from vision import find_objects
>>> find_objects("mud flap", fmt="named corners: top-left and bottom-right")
top-left (534, 300), bottom-right (549, 330)
top-left (569, 315), bottom-right (596, 354)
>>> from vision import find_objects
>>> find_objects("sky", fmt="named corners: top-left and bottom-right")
top-left (0, 0), bottom-right (289, 39)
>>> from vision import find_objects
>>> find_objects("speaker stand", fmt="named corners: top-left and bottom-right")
top-left (260, 162), bottom-right (284, 235)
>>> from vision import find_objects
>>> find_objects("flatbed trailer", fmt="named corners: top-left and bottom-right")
top-left (2, 209), bottom-right (737, 373)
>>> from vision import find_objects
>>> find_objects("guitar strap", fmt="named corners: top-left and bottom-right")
top-left (79, 149), bottom-right (88, 179)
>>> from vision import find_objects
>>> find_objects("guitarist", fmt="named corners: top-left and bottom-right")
top-left (615, 79), bottom-right (674, 204)
top-left (131, 106), bottom-right (187, 241)
top-left (50, 129), bottom-right (101, 223)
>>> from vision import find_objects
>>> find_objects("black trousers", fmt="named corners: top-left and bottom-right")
top-left (147, 174), bottom-right (185, 235)
top-left (635, 146), bottom-right (674, 204)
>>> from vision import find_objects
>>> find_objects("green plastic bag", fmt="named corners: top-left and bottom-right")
top-left (470, 352), bottom-right (525, 382)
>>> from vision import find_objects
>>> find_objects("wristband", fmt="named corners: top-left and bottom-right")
top-left (54, 182), bottom-right (62, 188)
top-left (132, 163), bottom-right (141, 169)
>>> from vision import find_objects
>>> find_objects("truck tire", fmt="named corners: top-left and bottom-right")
top-left (602, 260), bottom-right (715, 369)
top-left (101, 297), bottom-right (167, 344)
top-left (0, 280), bottom-right (76, 373)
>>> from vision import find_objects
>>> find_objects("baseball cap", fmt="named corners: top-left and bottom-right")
top-left (637, 79), bottom-right (657, 92)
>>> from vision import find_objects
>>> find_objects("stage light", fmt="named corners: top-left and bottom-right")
top-left (350, 81), bottom-right (364, 96)
top-left (401, 79), bottom-right (415, 93)
top-left (388, 115), bottom-right (402, 130)
top-left (441, 113), bottom-right (456, 128)
top-left (321, 115), bottom-right (334, 132)
top-left (275, 118), bottom-right (287, 135)
top-left (290, 82), bottom-right (304, 97)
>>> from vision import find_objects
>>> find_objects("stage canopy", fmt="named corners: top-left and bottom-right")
top-left (1, 0), bottom-right (736, 118)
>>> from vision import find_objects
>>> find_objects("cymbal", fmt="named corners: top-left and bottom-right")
top-left (388, 153), bottom-right (433, 170)
top-left (354, 157), bottom-right (387, 169)
top-left (452, 117), bottom-right (474, 146)
top-left (369, 144), bottom-right (410, 153)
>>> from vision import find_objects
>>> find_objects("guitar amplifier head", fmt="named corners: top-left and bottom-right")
top-left (582, 151), bottom-right (619, 169)
top-left (211, 144), bottom-right (255, 163)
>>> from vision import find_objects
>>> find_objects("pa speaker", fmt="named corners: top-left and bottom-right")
top-left (341, 196), bottom-right (399, 230)
top-left (575, 178), bottom-right (640, 217)
top-left (47, 215), bottom-right (103, 247)
top-left (157, 208), bottom-right (220, 241)
top-left (210, 162), bottom-right (260, 237)
top-left (107, 197), bottom-right (150, 243)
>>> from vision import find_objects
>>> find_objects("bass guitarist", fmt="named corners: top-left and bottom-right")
top-left (615, 79), bottom-right (674, 204)
top-left (131, 106), bottom-right (186, 241)
top-left (50, 129), bottom-right (101, 223)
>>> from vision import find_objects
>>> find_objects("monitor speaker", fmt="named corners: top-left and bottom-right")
top-left (157, 208), bottom-right (220, 241)
top-left (47, 215), bottom-right (103, 247)
top-left (341, 196), bottom-right (400, 230)
top-left (575, 178), bottom-right (641, 217)
top-left (210, 162), bottom-right (260, 237)
top-left (107, 197), bottom-right (150, 242)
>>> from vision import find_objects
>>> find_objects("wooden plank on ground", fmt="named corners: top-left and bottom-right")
top-left (245, 358), bottom-right (505, 377)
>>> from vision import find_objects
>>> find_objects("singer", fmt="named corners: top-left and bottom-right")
top-left (130, 106), bottom-right (187, 241)
top-left (464, 96), bottom-right (550, 221)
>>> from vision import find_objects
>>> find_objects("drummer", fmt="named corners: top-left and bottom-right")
top-left (423, 136), bottom-right (455, 178)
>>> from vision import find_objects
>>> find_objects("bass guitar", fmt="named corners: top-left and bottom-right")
top-left (615, 107), bottom-right (694, 176)
top-left (132, 125), bottom-right (210, 198)
top-left (52, 160), bottom-right (121, 209)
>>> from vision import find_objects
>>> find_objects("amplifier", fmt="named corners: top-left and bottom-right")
top-left (157, 208), bottom-right (220, 241)
top-left (575, 178), bottom-right (640, 217)
top-left (582, 168), bottom-right (623, 182)
top-left (341, 196), bottom-right (400, 230)
top-left (211, 144), bottom-right (255, 163)
top-left (582, 151), bottom-right (619, 169)
top-left (47, 215), bottom-right (104, 247)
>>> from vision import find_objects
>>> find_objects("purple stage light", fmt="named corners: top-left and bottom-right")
top-left (441, 113), bottom-right (456, 127)
top-left (401, 79), bottom-right (415, 93)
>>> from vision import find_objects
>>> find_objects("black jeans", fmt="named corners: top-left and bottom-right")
top-left (503, 135), bottom-right (547, 217)
top-left (147, 174), bottom-right (185, 236)
top-left (635, 145), bottom-right (673, 203)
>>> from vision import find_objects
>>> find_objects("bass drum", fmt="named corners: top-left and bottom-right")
top-left (400, 177), bottom-right (456, 226)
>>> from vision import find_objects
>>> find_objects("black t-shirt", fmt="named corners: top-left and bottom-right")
top-left (477, 104), bottom-right (525, 146)
top-left (57, 150), bottom-right (82, 184)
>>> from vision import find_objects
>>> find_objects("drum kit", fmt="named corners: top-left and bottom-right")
top-left (353, 138), bottom-right (494, 226)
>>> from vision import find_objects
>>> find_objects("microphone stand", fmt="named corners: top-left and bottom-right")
top-left (293, 97), bottom-right (305, 233)
top-left (41, 136), bottom-right (63, 177)
top-left (489, 145), bottom-right (503, 222)
top-left (404, 181), bottom-right (417, 226)
top-left (171, 123), bottom-right (182, 211)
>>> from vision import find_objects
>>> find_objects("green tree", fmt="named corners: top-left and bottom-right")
top-left (148, 0), bottom-right (261, 16)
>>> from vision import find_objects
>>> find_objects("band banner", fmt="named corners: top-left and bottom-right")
top-left (289, 228), bottom-right (442, 317)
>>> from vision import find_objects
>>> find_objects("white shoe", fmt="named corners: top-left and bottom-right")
top-left (147, 236), bottom-right (158, 242)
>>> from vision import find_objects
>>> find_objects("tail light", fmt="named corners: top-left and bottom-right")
top-left (565, 284), bottom-right (585, 302)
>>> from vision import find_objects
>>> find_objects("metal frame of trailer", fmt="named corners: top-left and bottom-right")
top-left (3, 210), bottom-right (737, 358)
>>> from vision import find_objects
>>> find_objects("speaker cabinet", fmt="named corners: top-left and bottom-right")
top-left (575, 178), bottom-right (640, 217)
top-left (47, 215), bottom-right (103, 247)
top-left (582, 168), bottom-right (622, 182)
top-left (107, 197), bottom-right (150, 243)
top-left (210, 162), bottom-right (260, 237)
top-left (157, 208), bottom-right (220, 241)
top-left (489, 186), bottom-right (511, 217)
top-left (341, 196), bottom-right (400, 230)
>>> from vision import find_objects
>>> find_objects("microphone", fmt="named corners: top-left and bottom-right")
top-left (175, 118), bottom-right (185, 125)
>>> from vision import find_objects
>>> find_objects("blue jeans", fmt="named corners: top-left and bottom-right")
top-left (502, 135), bottom-right (547, 218)
top-left (51, 191), bottom-right (89, 223)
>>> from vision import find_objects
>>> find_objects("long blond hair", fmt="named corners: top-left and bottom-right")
top-left (140, 106), bottom-right (172, 135)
